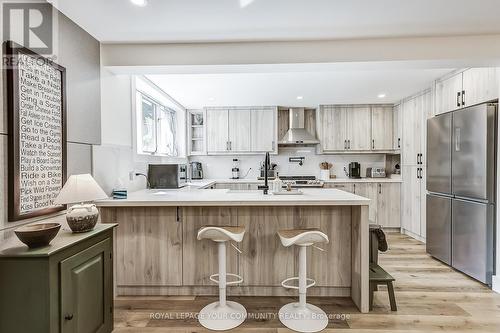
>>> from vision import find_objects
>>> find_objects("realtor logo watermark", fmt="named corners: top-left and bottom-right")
top-left (2, 0), bottom-right (58, 60)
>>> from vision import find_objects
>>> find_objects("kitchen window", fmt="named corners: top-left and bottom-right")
top-left (137, 92), bottom-right (178, 157)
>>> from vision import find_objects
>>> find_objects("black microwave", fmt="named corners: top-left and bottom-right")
top-left (148, 164), bottom-right (187, 189)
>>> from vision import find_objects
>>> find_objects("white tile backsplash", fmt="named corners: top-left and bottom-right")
top-left (190, 147), bottom-right (386, 180)
top-left (92, 143), bottom-right (189, 195)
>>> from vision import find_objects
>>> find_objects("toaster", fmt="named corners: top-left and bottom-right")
top-left (366, 167), bottom-right (386, 178)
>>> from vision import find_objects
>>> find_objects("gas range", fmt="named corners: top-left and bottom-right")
top-left (279, 176), bottom-right (324, 188)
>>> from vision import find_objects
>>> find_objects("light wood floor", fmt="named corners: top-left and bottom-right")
top-left (113, 232), bottom-right (500, 332)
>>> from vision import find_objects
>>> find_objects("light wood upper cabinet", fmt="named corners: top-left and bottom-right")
top-left (206, 109), bottom-right (229, 153)
top-left (435, 68), bottom-right (499, 115)
top-left (393, 104), bottom-right (402, 150)
top-left (346, 106), bottom-right (372, 151)
top-left (320, 106), bottom-right (347, 151)
top-left (206, 107), bottom-right (276, 154)
top-left (435, 73), bottom-right (463, 115)
top-left (401, 96), bottom-right (422, 165)
top-left (228, 109), bottom-right (251, 152)
top-left (251, 108), bottom-right (276, 152)
top-left (319, 105), bottom-right (397, 152)
top-left (371, 105), bottom-right (394, 150)
top-left (462, 68), bottom-right (499, 107)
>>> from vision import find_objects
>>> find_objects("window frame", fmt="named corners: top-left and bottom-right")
top-left (136, 90), bottom-right (178, 157)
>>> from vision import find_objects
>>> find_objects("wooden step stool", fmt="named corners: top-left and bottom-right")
top-left (369, 262), bottom-right (397, 311)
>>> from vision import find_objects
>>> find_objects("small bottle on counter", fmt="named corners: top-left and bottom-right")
top-left (272, 172), bottom-right (282, 193)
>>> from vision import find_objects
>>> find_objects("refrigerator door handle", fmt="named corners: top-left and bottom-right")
top-left (455, 127), bottom-right (461, 151)
top-left (457, 91), bottom-right (461, 107)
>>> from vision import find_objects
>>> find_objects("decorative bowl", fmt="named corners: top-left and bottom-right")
top-left (14, 223), bottom-right (61, 248)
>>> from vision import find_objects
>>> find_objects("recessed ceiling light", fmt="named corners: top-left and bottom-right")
top-left (208, 97), bottom-right (215, 102)
top-left (377, 93), bottom-right (386, 99)
top-left (130, 0), bottom-right (147, 7)
top-left (296, 96), bottom-right (304, 100)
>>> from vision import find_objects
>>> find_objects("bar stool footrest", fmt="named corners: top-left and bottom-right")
top-left (281, 276), bottom-right (316, 290)
top-left (210, 273), bottom-right (244, 285)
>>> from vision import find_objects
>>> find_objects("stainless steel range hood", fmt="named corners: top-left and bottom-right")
top-left (278, 108), bottom-right (319, 145)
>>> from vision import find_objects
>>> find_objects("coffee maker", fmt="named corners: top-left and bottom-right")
top-left (190, 162), bottom-right (203, 180)
top-left (348, 162), bottom-right (361, 179)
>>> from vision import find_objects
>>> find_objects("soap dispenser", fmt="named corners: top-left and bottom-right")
top-left (272, 172), bottom-right (282, 193)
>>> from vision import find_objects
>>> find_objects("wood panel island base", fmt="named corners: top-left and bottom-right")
top-left (98, 188), bottom-right (370, 313)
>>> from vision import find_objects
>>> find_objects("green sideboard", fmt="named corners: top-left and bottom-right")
top-left (0, 223), bottom-right (117, 333)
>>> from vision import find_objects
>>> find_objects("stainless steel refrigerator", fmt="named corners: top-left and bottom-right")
top-left (426, 103), bottom-right (496, 285)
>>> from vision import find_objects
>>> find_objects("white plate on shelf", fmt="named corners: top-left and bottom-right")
top-left (272, 190), bottom-right (303, 195)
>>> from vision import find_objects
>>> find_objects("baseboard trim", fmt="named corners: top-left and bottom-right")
top-left (401, 228), bottom-right (426, 243)
top-left (492, 275), bottom-right (500, 294)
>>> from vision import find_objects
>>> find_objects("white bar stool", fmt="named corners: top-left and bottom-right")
top-left (197, 226), bottom-right (247, 331)
top-left (277, 228), bottom-right (329, 333)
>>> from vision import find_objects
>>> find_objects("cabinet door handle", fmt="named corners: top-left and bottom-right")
top-left (348, 140), bottom-right (351, 150)
top-left (457, 91), bottom-right (461, 107)
top-left (353, 184), bottom-right (356, 193)
top-left (398, 138), bottom-right (401, 148)
top-left (378, 183), bottom-right (382, 194)
top-left (372, 139), bottom-right (375, 150)
top-left (272, 141), bottom-right (275, 151)
top-left (344, 140), bottom-right (347, 150)
top-left (65, 314), bottom-right (74, 321)
top-left (462, 90), bottom-right (466, 106)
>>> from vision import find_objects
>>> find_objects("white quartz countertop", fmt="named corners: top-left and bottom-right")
top-left (96, 188), bottom-right (370, 207)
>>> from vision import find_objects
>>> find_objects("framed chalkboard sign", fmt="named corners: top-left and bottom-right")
top-left (5, 41), bottom-right (67, 221)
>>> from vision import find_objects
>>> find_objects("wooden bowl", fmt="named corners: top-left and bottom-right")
top-left (14, 223), bottom-right (61, 248)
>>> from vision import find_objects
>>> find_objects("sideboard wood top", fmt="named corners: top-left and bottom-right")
top-left (0, 222), bottom-right (117, 258)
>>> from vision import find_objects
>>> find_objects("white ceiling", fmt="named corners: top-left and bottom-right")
top-left (146, 68), bottom-right (452, 109)
top-left (52, 0), bottom-right (500, 43)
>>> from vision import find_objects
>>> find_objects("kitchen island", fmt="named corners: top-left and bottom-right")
top-left (97, 188), bottom-right (370, 312)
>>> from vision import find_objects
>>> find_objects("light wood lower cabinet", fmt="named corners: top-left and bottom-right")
top-left (325, 182), bottom-right (401, 228)
top-left (100, 205), bottom-right (364, 298)
top-left (377, 183), bottom-right (401, 228)
top-left (324, 183), bottom-right (354, 193)
top-left (353, 183), bottom-right (378, 223)
top-left (293, 206), bottom-right (352, 287)
top-left (114, 207), bottom-right (182, 286)
top-left (238, 207), bottom-right (295, 286)
top-left (182, 207), bottom-right (239, 285)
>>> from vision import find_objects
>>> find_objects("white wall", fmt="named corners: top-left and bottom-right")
top-left (0, 9), bottom-right (100, 231)
top-left (94, 71), bottom-right (188, 194)
top-left (190, 148), bottom-right (387, 180)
